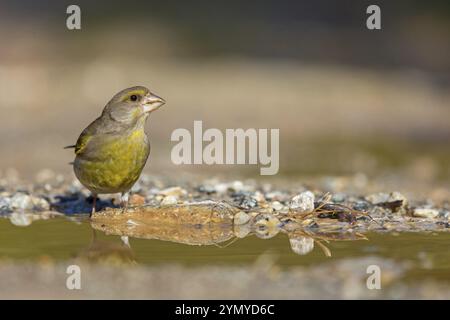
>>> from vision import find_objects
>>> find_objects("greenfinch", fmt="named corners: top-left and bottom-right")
top-left (66, 86), bottom-right (165, 216)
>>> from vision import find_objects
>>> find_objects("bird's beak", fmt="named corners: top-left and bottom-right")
top-left (143, 93), bottom-right (165, 113)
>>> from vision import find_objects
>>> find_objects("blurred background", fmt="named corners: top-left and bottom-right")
top-left (0, 0), bottom-right (449, 186)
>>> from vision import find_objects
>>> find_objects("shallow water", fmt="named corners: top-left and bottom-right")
top-left (0, 216), bottom-right (449, 283)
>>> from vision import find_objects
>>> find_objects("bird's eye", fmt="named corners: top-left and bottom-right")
top-left (130, 95), bottom-right (138, 101)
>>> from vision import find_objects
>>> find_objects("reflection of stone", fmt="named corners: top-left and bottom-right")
top-left (9, 212), bottom-right (32, 227)
top-left (289, 237), bottom-right (314, 255)
top-left (8, 211), bottom-right (62, 227)
top-left (253, 212), bottom-right (281, 239)
top-left (233, 223), bottom-right (251, 238)
top-left (255, 226), bottom-right (280, 239)
top-left (91, 202), bottom-right (236, 246)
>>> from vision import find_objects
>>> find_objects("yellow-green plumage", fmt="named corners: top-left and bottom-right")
top-left (68, 86), bottom-right (165, 213)
top-left (74, 129), bottom-right (149, 194)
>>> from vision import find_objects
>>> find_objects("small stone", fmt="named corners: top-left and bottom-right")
top-left (353, 201), bottom-right (370, 211)
top-left (197, 185), bottom-right (216, 194)
top-left (0, 196), bottom-right (11, 214)
top-left (289, 191), bottom-right (315, 213)
top-left (229, 181), bottom-right (244, 192)
top-left (413, 208), bottom-right (439, 219)
top-left (238, 196), bottom-right (257, 210)
top-left (9, 193), bottom-right (49, 212)
top-left (271, 201), bottom-right (284, 211)
top-left (439, 210), bottom-right (449, 219)
top-left (234, 211), bottom-right (251, 225)
top-left (214, 183), bottom-right (228, 194)
top-left (160, 195), bottom-right (178, 206)
top-left (129, 194), bottom-right (146, 206)
top-left (366, 192), bottom-right (407, 206)
top-left (331, 193), bottom-right (346, 203)
top-left (265, 191), bottom-right (289, 202)
top-left (289, 237), bottom-right (315, 255)
top-left (252, 191), bottom-right (265, 203)
top-left (159, 187), bottom-right (187, 198)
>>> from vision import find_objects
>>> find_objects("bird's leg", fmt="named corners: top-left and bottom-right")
top-left (121, 192), bottom-right (129, 213)
top-left (90, 193), bottom-right (97, 218)
top-left (120, 236), bottom-right (131, 248)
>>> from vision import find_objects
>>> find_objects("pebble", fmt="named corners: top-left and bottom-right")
top-left (366, 191), bottom-right (407, 207)
top-left (289, 191), bottom-right (315, 213)
top-left (265, 191), bottom-right (289, 202)
top-left (159, 187), bottom-right (187, 198)
top-left (197, 185), bottom-right (216, 194)
top-left (129, 194), bottom-right (146, 206)
top-left (353, 201), bottom-right (370, 211)
top-left (9, 193), bottom-right (49, 212)
top-left (252, 191), bottom-right (266, 203)
top-left (271, 201), bottom-right (284, 211)
top-left (237, 195), bottom-right (258, 210)
top-left (413, 208), bottom-right (439, 219)
top-left (214, 183), bottom-right (228, 194)
top-left (331, 193), bottom-right (346, 203)
top-left (0, 196), bottom-right (11, 214)
top-left (160, 195), bottom-right (178, 206)
top-left (229, 181), bottom-right (244, 192)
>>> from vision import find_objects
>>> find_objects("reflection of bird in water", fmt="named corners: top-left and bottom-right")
top-left (75, 229), bottom-right (136, 265)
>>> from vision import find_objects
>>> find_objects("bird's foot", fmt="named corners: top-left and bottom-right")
top-left (120, 192), bottom-right (130, 214)
top-left (89, 194), bottom-right (97, 218)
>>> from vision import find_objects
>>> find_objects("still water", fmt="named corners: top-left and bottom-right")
top-left (0, 216), bottom-right (449, 283)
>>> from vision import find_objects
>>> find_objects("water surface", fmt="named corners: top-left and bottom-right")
top-left (1, 216), bottom-right (448, 283)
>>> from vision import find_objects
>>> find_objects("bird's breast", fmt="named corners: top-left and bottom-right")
top-left (74, 129), bottom-right (150, 194)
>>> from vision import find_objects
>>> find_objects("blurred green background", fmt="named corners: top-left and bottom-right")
top-left (0, 0), bottom-right (449, 183)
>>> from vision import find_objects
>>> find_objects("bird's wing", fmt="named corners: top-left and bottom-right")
top-left (72, 117), bottom-right (104, 156)
top-left (74, 130), bottom-right (92, 155)
top-left (72, 116), bottom-right (127, 160)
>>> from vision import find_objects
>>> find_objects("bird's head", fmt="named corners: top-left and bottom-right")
top-left (102, 86), bottom-right (165, 126)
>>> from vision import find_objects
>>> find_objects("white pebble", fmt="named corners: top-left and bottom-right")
top-left (9, 193), bottom-right (49, 211)
top-left (160, 195), bottom-right (178, 206)
top-left (413, 208), bottom-right (439, 219)
top-left (289, 191), bottom-right (315, 213)
top-left (271, 201), bottom-right (284, 211)
top-left (159, 187), bottom-right (187, 198)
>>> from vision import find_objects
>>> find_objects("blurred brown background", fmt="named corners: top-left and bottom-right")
top-left (0, 0), bottom-right (449, 183)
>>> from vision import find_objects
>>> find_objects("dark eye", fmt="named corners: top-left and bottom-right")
top-left (130, 95), bottom-right (138, 101)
